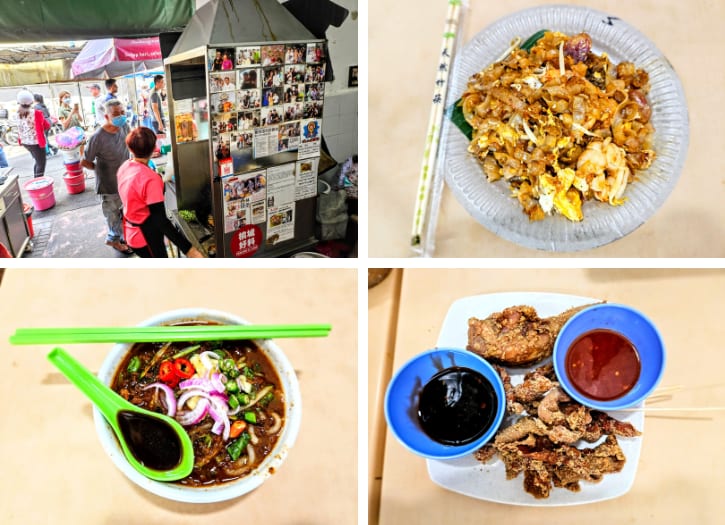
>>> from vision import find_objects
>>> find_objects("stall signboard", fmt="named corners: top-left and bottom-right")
top-left (229, 224), bottom-right (262, 257)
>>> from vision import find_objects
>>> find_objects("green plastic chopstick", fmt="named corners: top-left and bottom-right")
top-left (9, 324), bottom-right (332, 344)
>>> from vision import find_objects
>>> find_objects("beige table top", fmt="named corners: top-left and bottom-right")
top-left (367, 269), bottom-right (401, 524)
top-left (370, 0), bottom-right (725, 257)
top-left (377, 269), bottom-right (725, 524)
top-left (0, 269), bottom-right (357, 525)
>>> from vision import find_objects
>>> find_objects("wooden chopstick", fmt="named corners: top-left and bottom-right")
top-left (410, 0), bottom-right (467, 253)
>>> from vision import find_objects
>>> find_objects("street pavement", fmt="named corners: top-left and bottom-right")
top-left (5, 143), bottom-right (131, 258)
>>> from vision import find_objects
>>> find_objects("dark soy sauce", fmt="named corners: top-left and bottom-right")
top-left (417, 367), bottom-right (497, 446)
top-left (117, 410), bottom-right (182, 471)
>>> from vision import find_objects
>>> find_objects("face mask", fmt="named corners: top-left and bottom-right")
top-left (63, 98), bottom-right (71, 104)
top-left (111, 115), bottom-right (127, 127)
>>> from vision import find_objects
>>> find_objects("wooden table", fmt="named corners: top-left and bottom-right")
top-left (373, 269), bottom-right (725, 524)
top-left (0, 269), bottom-right (357, 524)
top-left (368, 269), bottom-right (402, 524)
top-left (370, 0), bottom-right (725, 257)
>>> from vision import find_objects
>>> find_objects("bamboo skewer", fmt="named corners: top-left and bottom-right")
top-left (617, 407), bottom-right (725, 413)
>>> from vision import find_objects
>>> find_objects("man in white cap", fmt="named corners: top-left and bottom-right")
top-left (81, 98), bottom-right (133, 255)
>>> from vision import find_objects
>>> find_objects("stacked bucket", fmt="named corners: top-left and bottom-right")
top-left (61, 150), bottom-right (86, 195)
top-left (56, 126), bottom-right (86, 194)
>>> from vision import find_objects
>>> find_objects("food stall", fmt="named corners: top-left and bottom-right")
top-left (0, 168), bottom-right (32, 257)
top-left (163, 0), bottom-right (327, 257)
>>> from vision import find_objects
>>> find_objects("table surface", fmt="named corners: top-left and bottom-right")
top-left (367, 269), bottom-right (401, 524)
top-left (372, 269), bottom-right (725, 524)
top-left (369, 0), bottom-right (725, 257)
top-left (0, 269), bottom-right (357, 525)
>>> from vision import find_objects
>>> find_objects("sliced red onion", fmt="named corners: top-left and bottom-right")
top-left (143, 382), bottom-right (177, 417)
top-left (178, 389), bottom-right (229, 413)
top-left (176, 398), bottom-right (210, 426)
top-left (208, 403), bottom-right (230, 441)
top-left (210, 373), bottom-right (226, 394)
top-left (177, 388), bottom-right (208, 409)
top-left (179, 377), bottom-right (216, 391)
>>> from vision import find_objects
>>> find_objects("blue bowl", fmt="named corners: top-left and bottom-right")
top-left (553, 303), bottom-right (666, 411)
top-left (384, 348), bottom-right (505, 460)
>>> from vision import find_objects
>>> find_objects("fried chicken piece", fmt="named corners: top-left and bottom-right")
top-left (537, 386), bottom-right (574, 426)
top-left (496, 434), bottom-right (627, 498)
top-left (564, 404), bottom-right (592, 432)
top-left (467, 303), bottom-right (600, 366)
top-left (474, 444), bottom-right (497, 463)
top-left (524, 463), bottom-right (552, 499)
top-left (513, 374), bottom-right (555, 403)
top-left (494, 365), bottom-right (525, 414)
top-left (581, 411), bottom-right (642, 442)
top-left (547, 424), bottom-right (583, 444)
top-left (494, 417), bottom-right (548, 444)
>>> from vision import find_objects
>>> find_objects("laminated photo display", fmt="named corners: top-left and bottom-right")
top-left (221, 169), bottom-right (267, 233)
top-left (298, 118), bottom-right (322, 159)
top-left (295, 158), bottom-right (319, 200)
top-left (210, 41), bottom-right (326, 164)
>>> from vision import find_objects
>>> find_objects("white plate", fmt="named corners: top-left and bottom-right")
top-left (427, 292), bottom-right (644, 506)
top-left (443, 5), bottom-right (689, 251)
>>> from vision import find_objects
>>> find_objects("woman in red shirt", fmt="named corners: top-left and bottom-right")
top-left (117, 127), bottom-right (203, 258)
top-left (16, 90), bottom-right (50, 178)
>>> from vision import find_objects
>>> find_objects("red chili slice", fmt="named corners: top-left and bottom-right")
top-left (158, 360), bottom-right (178, 386)
top-left (173, 358), bottom-right (195, 379)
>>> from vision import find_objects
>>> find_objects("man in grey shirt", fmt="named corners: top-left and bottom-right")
top-left (81, 99), bottom-right (133, 255)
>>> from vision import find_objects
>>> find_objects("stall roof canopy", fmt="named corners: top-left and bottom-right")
top-left (0, 42), bottom-right (81, 64)
top-left (0, 0), bottom-right (195, 43)
top-left (171, 0), bottom-right (316, 58)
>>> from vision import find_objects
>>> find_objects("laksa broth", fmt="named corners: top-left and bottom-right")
top-left (110, 324), bottom-right (286, 486)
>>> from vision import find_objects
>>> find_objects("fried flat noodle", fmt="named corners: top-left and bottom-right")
top-left (461, 31), bottom-right (656, 221)
top-left (467, 303), bottom-right (599, 366)
top-left (475, 363), bottom-right (640, 499)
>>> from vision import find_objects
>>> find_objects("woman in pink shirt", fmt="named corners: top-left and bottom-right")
top-left (117, 127), bottom-right (203, 258)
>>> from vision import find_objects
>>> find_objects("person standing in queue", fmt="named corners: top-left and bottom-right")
top-left (96, 78), bottom-right (118, 124)
top-left (33, 93), bottom-right (58, 156)
top-left (87, 83), bottom-right (104, 127)
top-left (15, 89), bottom-right (50, 178)
top-left (81, 99), bottom-right (133, 255)
top-left (149, 75), bottom-right (166, 135)
top-left (117, 127), bottom-right (203, 258)
top-left (58, 90), bottom-right (83, 130)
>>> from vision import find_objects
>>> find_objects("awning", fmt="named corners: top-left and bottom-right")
top-left (71, 38), bottom-right (163, 79)
top-left (0, 0), bottom-right (195, 43)
top-left (0, 59), bottom-right (72, 85)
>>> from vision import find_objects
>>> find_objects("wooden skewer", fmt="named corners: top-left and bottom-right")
top-left (645, 394), bottom-right (674, 405)
top-left (616, 407), bottom-right (725, 412)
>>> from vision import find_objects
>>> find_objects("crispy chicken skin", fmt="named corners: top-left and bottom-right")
top-left (467, 303), bottom-right (599, 366)
top-left (476, 363), bottom-right (639, 499)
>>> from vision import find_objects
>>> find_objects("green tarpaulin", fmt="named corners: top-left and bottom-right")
top-left (0, 0), bottom-right (195, 43)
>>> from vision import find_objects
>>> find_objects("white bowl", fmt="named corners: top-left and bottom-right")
top-left (93, 308), bottom-right (302, 503)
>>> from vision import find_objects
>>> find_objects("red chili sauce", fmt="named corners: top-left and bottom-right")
top-left (565, 329), bottom-right (641, 401)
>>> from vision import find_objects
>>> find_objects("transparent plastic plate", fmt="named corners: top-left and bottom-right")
top-left (443, 5), bottom-right (689, 251)
top-left (428, 292), bottom-right (644, 506)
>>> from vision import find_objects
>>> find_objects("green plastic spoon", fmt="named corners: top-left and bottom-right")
top-left (47, 347), bottom-right (194, 482)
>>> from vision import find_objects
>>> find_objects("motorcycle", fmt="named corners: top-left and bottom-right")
top-left (0, 120), bottom-right (18, 146)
